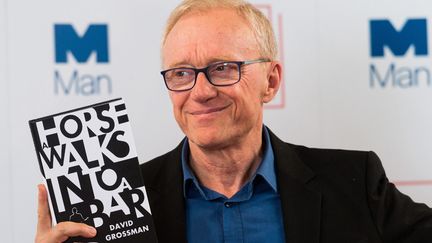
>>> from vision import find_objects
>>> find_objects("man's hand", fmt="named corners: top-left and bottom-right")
top-left (35, 184), bottom-right (97, 243)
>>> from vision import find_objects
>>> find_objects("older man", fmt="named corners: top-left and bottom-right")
top-left (36, 0), bottom-right (432, 243)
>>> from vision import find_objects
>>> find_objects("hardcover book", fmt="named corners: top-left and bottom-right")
top-left (29, 98), bottom-right (158, 243)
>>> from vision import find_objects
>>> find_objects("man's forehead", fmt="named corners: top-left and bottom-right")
top-left (162, 41), bottom-right (256, 68)
top-left (162, 8), bottom-right (259, 68)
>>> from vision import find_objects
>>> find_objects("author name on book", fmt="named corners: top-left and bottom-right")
top-left (106, 220), bottom-right (149, 241)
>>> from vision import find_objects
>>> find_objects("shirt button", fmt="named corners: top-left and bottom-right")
top-left (224, 202), bottom-right (231, 208)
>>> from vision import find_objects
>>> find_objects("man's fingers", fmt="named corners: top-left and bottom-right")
top-left (35, 184), bottom-right (97, 243)
top-left (51, 222), bottom-right (97, 241)
top-left (36, 184), bottom-right (52, 234)
top-left (35, 222), bottom-right (97, 243)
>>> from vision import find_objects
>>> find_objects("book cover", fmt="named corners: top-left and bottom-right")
top-left (29, 98), bottom-right (158, 243)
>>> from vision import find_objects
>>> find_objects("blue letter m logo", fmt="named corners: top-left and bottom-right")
top-left (55, 24), bottom-right (109, 63)
top-left (370, 18), bottom-right (428, 57)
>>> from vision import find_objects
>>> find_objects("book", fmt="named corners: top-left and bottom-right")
top-left (29, 98), bottom-right (158, 243)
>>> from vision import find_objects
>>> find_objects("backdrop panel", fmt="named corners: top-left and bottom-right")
top-left (315, 0), bottom-right (432, 203)
top-left (0, 0), bottom-right (13, 242)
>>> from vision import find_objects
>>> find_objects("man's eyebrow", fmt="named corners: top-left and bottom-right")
top-left (167, 59), bottom-right (196, 68)
top-left (167, 56), bottom-right (236, 69)
top-left (206, 56), bottom-right (236, 64)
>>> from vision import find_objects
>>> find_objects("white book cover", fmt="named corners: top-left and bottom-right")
top-left (29, 98), bottom-right (158, 243)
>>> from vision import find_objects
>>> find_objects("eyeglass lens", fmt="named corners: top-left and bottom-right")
top-left (164, 62), bottom-right (240, 91)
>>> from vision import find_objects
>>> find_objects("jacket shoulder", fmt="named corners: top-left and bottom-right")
top-left (280, 139), bottom-right (375, 174)
top-left (267, 127), bottom-right (373, 172)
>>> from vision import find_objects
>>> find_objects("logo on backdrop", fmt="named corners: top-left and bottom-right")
top-left (369, 18), bottom-right (430, 88)
top-left (53, 24), bottom-right (112, 96)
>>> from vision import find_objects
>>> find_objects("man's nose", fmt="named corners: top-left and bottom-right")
top-left (190, 72), bottom-right (218, 102)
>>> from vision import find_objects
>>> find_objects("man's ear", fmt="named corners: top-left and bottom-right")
top-left (262, 61), bottom-right (282, 103)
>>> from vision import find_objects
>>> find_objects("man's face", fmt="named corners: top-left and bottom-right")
top-left (162, 8), bottom-right (277, 150)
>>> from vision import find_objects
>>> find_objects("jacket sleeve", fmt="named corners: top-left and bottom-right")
top-left (365, 151), bottom-right (432, 243)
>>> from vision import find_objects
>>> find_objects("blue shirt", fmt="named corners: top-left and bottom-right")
top-left (181, 128), bottom-right (286, 243)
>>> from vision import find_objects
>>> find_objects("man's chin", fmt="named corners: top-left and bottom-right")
top-left (188, 134), bottom-right (230, 151)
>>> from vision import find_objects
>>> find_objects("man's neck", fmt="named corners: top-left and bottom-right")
top-left (188, 128), bottom-right (264, 198)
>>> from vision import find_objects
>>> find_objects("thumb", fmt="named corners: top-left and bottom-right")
top-left (36, 184), bottom-right (52, 235)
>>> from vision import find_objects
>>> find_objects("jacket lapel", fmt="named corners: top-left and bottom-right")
top-left (269, 130), bottom-right (322, 243)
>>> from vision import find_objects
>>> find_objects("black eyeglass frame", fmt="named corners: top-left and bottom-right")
top-left (160, 58), bottom-right (271, 92)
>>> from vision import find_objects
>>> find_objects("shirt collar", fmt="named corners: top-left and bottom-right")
top-left (255, 127), bottom-right (277, 192)
top-left (181, 126), bottom-right (278, 198)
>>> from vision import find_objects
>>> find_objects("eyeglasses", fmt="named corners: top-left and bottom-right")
top-left (160, 58), bottom-right (271, 92)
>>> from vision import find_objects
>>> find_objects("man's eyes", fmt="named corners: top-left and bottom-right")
top-left (173, 70), bottom-right (192, 77)
top-left (212, 63), bottom-right (236, 72)
top-left (214, 64), bottom-right (227, 71)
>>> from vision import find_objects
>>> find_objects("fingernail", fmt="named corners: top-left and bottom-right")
top-left (87, 226), bottom-right (97, 236)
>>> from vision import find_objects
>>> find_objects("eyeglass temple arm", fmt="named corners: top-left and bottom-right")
top-left (242, 58), bottom-right (272, 65)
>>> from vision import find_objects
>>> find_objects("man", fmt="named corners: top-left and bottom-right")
top-left (35, 0), bottom-right (432, 242)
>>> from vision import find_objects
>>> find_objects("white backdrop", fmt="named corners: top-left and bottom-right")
top-left (0, 0), bottom-right (12, 242)
top-left (1, 0), bottom-right (432, 242)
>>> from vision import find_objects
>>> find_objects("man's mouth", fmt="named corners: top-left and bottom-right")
top-left (190, 104), bottom-right (230, 115)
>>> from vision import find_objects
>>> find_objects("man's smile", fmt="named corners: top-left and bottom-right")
top-left (189, 104), bottom-right (231, 116)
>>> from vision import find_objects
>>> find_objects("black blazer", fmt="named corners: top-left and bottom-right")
top-left (140, 130), bottom-right (432, 243)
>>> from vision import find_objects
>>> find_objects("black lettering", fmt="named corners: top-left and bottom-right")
top-left (71, 140), bottom-right (99, 168)
top-left (96, 166), bottom-right (122, 190)
top-left (107, 131), bottom-right (130, 158)
top-left (58, 172), bottom-right (94, 208)
top-left (88, 199), bottom-right (109, 227)
top-left (94, 104), bottom-right (115, 133)
top-left (38, 144), bottom-right (66, 169)
top-left (60, 115), bottom-right (83, 138)
top-left (120, 188), bottom-right (147, 218)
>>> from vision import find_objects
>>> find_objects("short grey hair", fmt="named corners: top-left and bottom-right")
top-left (162, 0), bottom-right (278, 60)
